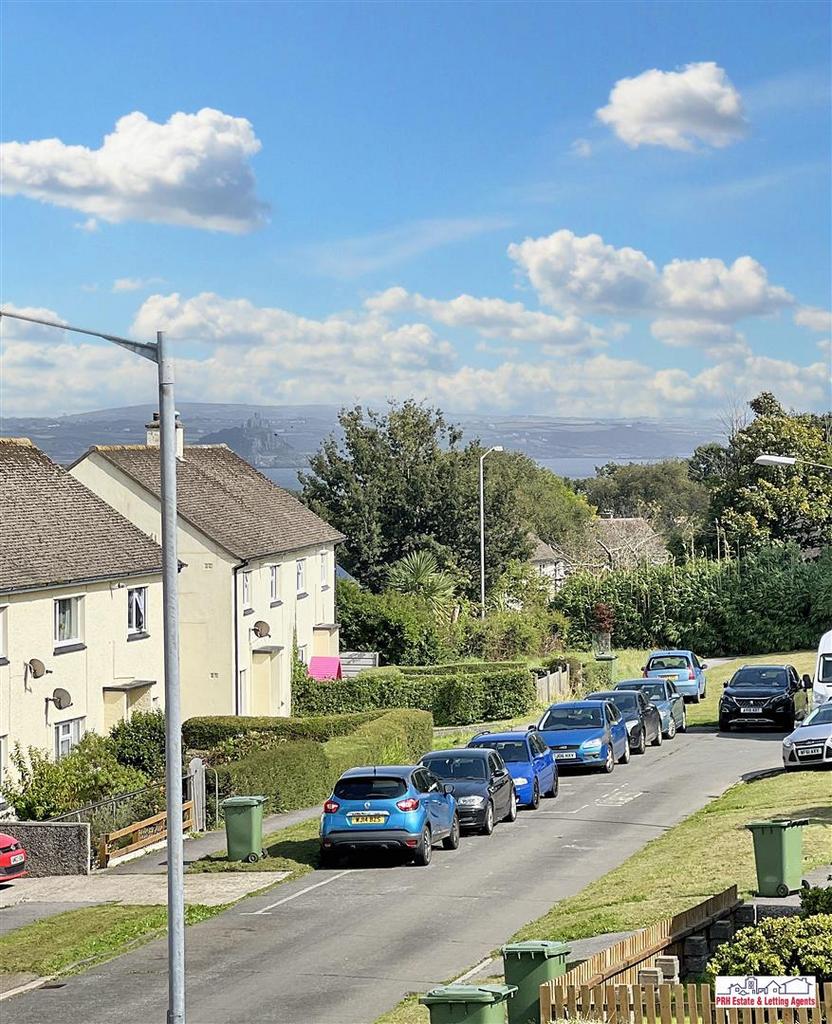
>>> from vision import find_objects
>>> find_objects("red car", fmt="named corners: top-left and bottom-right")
top-left (0, 832), bottom-right (27, 880)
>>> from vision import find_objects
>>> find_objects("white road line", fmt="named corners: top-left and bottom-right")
top-left (454, 957), bottom-right (494, 983)
top-left (240, 870), bottom-right (352, 915)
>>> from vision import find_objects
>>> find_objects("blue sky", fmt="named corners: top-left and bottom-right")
top-left (1, 0), bottom-right (830, 418)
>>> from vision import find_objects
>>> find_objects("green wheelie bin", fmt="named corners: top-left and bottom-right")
top-left (419, 984), bottom-right (517, 1024)
top-left (502, 941), bottom-right (571, 1024)
top-left (222, 795), bottom-right (266, 863)
top-left (745, 818), bottom-right (808, 897)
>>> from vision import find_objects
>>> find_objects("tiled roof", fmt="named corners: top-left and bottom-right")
top-left (529, 535), bottom-right (560, 563)
top-left (0, 438), bottom-right (162, 593)
top-left (88, 444), bottom-right (344, 559)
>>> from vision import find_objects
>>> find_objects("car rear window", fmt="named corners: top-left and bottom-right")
top-left (648, 655), bottom-right (689, 670)
top-left (540, 706), bottom-right (603, 729)
top-left (333, 777), bottom-right (407, 800)
top-left (470, 740), bottom-right (528, 762)
top-left (639, 682), bottom-right (667, 699)
top-left (422, 757), bottom-right (487, 780)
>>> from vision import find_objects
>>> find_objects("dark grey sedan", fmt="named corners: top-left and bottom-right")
top-left (615, 678), bottom-right (687, 738)
top-left (587, 689), bottom-right (663, 754)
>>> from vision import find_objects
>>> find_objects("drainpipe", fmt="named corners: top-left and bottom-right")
top-left (232, 559), bottom-right (249, 715)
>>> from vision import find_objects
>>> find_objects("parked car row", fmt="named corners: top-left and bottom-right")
top-left (319, 664), bottom-right (690, 866)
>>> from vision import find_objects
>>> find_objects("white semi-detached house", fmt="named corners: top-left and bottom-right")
top-left (71, 415), bottom-right (344, 721)
top-left (0, 438), bottom-right (165, 784)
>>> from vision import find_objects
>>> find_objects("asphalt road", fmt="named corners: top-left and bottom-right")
top-left (9, 727), bottom-right (785, 1024)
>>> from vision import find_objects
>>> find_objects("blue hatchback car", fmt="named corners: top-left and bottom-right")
top-left (644, 650), bottom-right (708, 703)
top-left (467, 730), bottom-right (558, 808)
top-left (320, 765), bottom-right (459, 866)
top-left (536, 700), bottom-right (629, 772)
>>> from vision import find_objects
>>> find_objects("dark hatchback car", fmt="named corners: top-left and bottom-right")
top-left (587, 689), bottom-right (663, 753)
top-left (719, 664), bottom-right (812, 731)
top-left (420, 748), bottom-right (517, 835)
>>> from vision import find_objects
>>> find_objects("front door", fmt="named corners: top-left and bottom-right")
top-left (251, 652), bottom-right (272, 715)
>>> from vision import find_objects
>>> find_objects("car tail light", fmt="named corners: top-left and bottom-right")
top-left (323, 800), bottom-right (340, 814)
top-left (396, 797), bottom-right (420, 812)
top-left (688, 669), bottom-right (695, 680)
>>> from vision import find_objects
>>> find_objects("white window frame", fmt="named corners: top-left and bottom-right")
top-left (54, 595), bottom-right (82, 647)
top-left (297, 644), bottom-right (308, 665)
top-left (127, 586), bottom-right (148, 635)
top-left (320, 549), bottom-right (328, 587)
top-left (242, 571), bottom-right (252, 610)
top-left (54, 717), bottom-right (85, 759)
top-left (0, 605), bottom-right (7, 660)
top-left (296, 558), bottom-right (306, 595)
top-left (269, 564), bottom-right (281, 603)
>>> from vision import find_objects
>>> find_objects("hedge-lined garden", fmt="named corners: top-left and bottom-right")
top-left (184, 709), bottom-right (433, 814)
top-left (291, 661), bottom-right (537, 726)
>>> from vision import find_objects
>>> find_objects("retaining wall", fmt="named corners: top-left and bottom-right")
top-left (3, 821), bottom-right (91, 876)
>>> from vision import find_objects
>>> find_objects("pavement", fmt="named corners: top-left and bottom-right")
top-left (4, 726), bottom-right (791, 1024)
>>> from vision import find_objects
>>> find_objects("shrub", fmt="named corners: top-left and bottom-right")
top-left (400, 661), bottom-right (527, 676)
top-left (707, 915), bottom-right (832, 982)
top-left (801, 883), bottom-right (832, 916)
top-left (109, 710), bottom-right (167, 778)
top-left (461, 609), bottom-right (566, 661)
top-left (2, 734), bottom-right (148, 821)
top-left (324, 709), bottom-right (434, 779)
top-left (183, 711), bottom-right (381, 751)
top-left (336, 579), bottom-right (447, 665)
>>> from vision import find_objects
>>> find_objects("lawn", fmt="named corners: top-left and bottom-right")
top-left (188, 817), bottom-right (321, 878)
top-left (0, 903), bottom-right (221, 980)
top-left (374, 767), bottom-right (831, 1024)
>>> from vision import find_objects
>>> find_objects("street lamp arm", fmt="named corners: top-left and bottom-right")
top-left (0, 309), bottom-right (159, 362)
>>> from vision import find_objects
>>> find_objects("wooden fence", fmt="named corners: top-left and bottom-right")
top-left (535, 665), bottom-right (572, 705)
top-left (562, 887), bottom-right (741, 988)
top-left (540, 981), bottom-right (832, 1024)
top-left (98, 800), bottom-right (194, 867)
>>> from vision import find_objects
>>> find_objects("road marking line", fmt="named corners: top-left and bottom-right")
top-left (454, 957), bottom-right (494, 983)
top-left (241, 870), bottom-right (352, 915)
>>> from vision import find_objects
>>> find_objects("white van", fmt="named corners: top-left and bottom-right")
top-left (814, 629), bottom-right (832, 708)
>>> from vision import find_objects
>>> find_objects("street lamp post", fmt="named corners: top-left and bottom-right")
top-left (755, 453), bottom-right (832, 471)
top-left (479, 445), bottom-right (504, 618)
top-left (0, 310), bottom-right (186, 1024)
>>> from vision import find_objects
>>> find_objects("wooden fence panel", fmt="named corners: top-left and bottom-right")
top-left (99, 800), bottom-right (194, 867)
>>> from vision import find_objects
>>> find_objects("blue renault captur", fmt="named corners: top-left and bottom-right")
top-left (536, 700), bottom-right (629, 773)
top-left (320, 765), bottom-right (459, 867)
top-left (467, 730), bottom-right (558, 808)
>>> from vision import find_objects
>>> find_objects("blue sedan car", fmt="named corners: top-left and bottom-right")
top-left (467, 730), bottom-right (558, 808)
top-left (643, 650), bottom-right (708, 703)
top-left (536, 700), bottom-right (629, 773)
top-left (320, 765), bottom-right (459, 866)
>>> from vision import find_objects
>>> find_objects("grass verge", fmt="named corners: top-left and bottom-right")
top-left (188, 817), bottom-right (321, 877)
top-left (374, 767), bottom-right (831, 1024)
top-left (0, 903), bottom-right (222, 981)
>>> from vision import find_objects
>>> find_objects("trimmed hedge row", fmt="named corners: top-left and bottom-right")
top-left (201, 709), bottom-right (434, 815)
top-left (292, 664), bottom-right (536, 726)
top-left (182, 711), bottom-right (381, 750)
top-left (399, 661), bottom-right (528, 677)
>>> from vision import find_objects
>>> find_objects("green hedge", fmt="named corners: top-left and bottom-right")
top-left (400, 661), bottom-right (527, 676)
top-left (182, 711), bottom-right (381, 750)
top-left (292, 663), bottom-right (536, 726)
top-left (210, 709), bottom-right (433, 814)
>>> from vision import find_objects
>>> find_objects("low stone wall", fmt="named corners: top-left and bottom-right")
top-left (3, 821), bottom-right (91, 876)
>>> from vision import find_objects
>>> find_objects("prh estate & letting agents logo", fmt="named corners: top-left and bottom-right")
top-left (715, 976), bottom-right (816, 1009)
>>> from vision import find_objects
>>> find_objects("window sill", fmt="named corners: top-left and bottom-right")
top-left (270, 599), bottom-right (283, 608)
top-left (54, 642), bottom-right (86, 655)
top-left (127, 631), bottom-right (150, 642)
top-left (296, 591), bottom-right (308, 599)
top-left (0, 657), bottom-right (8, 667)
top-left (320, 584), bottom-right (330, 591)
top-left (242, 607), bottom-right (254, 616)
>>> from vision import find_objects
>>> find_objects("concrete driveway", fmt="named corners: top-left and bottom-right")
top-left (6, 727), bottom-right (785, 1024)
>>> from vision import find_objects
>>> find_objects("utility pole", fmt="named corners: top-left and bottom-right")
top-left (479, 445), bottom-right (503, 617)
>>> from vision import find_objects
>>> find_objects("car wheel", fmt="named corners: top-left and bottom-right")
top-left (548, 773), bottom-right (559, 798)
top-left (679, 709), bottom-right (687, 733)
top-left (442, 813), bottom-right (460, 850)
top-left (619, 740), bottom-right (630, 764)
top-left (719, 717), bottom-right (731, 732)
top-left (504, 788), bottom-right (518, 822)
top-left (602, 747), bottom-right (615, 773)
top-left (691, 693), bottom-right (701, 704)
top-left (665, 717), bottom-right (676, 740)
top-left (412, 825), bottom-right (432, 866)
top-left (635, 728), bottom-right (647, 754)
top-left (480, 801), bottom-right (495, 835)
top-left (530, 780), bottom-right (541, 809)
top-left (652, 725), bottom-right (663, 746)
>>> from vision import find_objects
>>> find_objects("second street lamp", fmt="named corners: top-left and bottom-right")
top-left (0, 309), bottom-right (186, 1024)
top-left (479, 445), bottom-right (504, 618)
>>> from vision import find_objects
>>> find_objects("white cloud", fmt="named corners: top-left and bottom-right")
top-left (1, 108), bottom-right (267, 233)
top-left (508, 229), bottom-right (793, 331)
top-left (650, 318), bottom-right (748, 358)
top-left (365, 286), bottom-right (605, 352)
top-left (112, 277), bottom-right (164, 293)
top-left (596, 62), bottom-right (746, 151)
top-left (795, 306), bottom-right (832, 332)
top-left (74, 217), bottom-right (99, 233)
top-left (570, 138), bottom-right (593, 158)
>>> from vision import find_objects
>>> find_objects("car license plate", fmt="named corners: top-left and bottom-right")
top-left (661, 674), bottom-right (677, 680)
top-left (555, 751), bottom-right (577, 760)
top-left (9, 853), bottom-right (24, 865)
top-left (741, 707), bottom-right (762, 714)
top-left (798, 747), bottom-right (822, 757)
top-left (349, 813), bottom-right (386, 824)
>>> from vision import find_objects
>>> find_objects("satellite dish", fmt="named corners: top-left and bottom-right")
top-left (50, 688), bottom-right (73, 711)
top-left (28, 658), bottom-right (52, 679)
top-left (252, 620), bottom-right (271, 639)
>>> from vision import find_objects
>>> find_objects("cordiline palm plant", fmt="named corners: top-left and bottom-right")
top-left (386, 550), bottom-right (457, 615)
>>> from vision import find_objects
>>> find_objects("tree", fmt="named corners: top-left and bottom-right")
top-left (300, 401), bottom-right (530, 597)
top-left (386, 550), bottom-right (457, 615)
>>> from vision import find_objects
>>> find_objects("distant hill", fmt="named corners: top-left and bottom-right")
top-left (0, 402), bottom-right (721, 479)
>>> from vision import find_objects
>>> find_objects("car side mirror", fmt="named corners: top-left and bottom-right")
top-left (802, 674), bottom-right (812, 689)
top-left (527, 724), bottom-right (538, 731)
top-left (442, 783), bottom-right (453, 796)
top-left (723, 680), bottom-right (729, 688)
top-left (701, 662), bottom-right (708, 670)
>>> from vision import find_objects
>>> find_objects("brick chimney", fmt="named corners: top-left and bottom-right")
top-left (145, 412), bottom-right (184, 459)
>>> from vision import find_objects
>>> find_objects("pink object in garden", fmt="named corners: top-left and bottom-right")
top-left (308, 656), bottom-right (342, 680)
